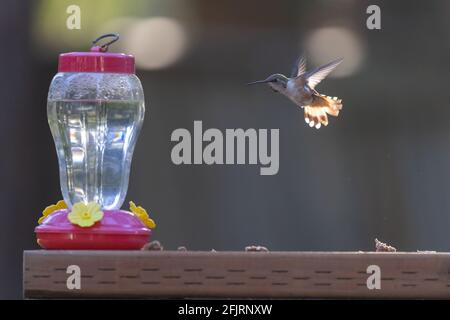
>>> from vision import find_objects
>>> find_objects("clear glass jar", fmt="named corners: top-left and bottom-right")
top-left (47, 71), bottom-right (145, 210)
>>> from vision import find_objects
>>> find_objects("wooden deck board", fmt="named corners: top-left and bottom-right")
top-left (23, 250), bottom-right (450, 299)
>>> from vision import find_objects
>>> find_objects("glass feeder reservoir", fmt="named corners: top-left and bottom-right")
top-left (48, 39), bottom-right (144, 210)
top-left (35, 34), bottom-right (152, 250)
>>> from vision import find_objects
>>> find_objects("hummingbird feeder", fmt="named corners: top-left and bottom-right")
top-left (35, 34), bottom-right (155, 250)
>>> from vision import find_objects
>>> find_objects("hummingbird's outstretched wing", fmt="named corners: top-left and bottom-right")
top-left (291, 56), bottom-right (307, 77)
top-left (305, 58), bottom-right (343, 89)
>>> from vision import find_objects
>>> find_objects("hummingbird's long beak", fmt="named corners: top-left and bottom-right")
top-left (247, 79), bottom-right (270, 85)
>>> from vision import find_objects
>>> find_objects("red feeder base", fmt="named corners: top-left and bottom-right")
top-left (35, 209), bottom-right (151, 250)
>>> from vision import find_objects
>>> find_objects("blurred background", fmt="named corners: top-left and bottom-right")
top-left (1, 0), bottom-right (450, 298)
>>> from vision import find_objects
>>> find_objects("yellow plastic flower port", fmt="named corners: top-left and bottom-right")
top-left (68, 202), bottom-right (104, 227)
top-left (38, 200), bottom-right (67, 224)
top-left (129, 201), bottom-right (156, 229)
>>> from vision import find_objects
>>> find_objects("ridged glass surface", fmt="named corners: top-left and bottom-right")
top-left (47, 72), bottom-right (145, 210)
top-left (48, 100), bottom-right (144, 209)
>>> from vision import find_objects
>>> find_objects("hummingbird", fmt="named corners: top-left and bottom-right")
top-left (248, 56), bottom-right (343, 129)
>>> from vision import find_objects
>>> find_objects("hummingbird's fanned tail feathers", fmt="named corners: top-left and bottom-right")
top-left (314, 94), bottom-right (342, 116)
top-left (303, 94), bottom-right (343, 129)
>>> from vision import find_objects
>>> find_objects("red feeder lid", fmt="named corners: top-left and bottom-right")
top-left (58, 33), bottom-right (135, 74)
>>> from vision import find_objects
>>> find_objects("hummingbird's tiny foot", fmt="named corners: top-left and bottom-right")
top-left (305, 117), bottom-right (310, 124)
top-left (315, 123), bottom-right (321, 129)
top-left (309, 121), bottom-right (315, 127)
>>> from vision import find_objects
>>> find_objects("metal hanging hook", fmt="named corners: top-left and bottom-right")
top-left (92, 33), bottom-right (120, 52)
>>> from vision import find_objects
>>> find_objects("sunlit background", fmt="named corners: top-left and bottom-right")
top-left (2, 0), bottom-right (450, 298)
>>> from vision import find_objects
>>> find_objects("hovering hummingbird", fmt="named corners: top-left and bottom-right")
top-left (248, 56), bottom-right (343, 129)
